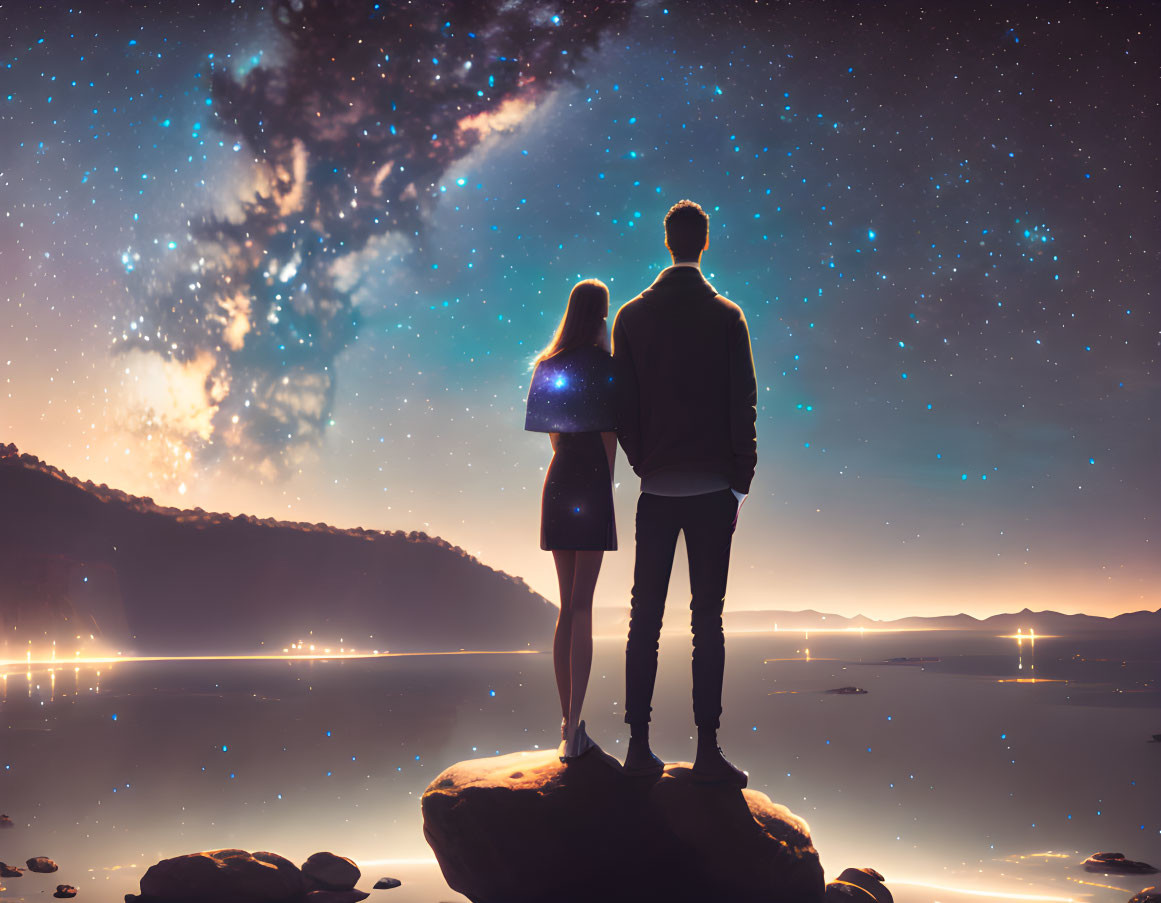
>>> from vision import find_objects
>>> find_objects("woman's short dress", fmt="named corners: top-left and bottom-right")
top-left (525, 345), bottom-right (618, 552)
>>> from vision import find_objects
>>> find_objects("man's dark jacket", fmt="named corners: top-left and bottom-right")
top-left (612, 265), bottom-right (757, 493)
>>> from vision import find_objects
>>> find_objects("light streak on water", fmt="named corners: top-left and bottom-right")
top-left (1066, 875), bottom-right (1136, 892)
top-left (998, 851), bottom-right (1074, 862)
top-left (890, 878), bottom-right (1078, 901)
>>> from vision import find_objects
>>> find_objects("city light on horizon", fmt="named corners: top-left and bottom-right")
top-left (1, 648), bottom-right (540, 670)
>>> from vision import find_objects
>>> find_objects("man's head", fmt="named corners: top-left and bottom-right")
top-left (664, 199), bottom-right (710, 262)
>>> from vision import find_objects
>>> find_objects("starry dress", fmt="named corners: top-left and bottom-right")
top-left (525, 345), bottom-right (618, 552)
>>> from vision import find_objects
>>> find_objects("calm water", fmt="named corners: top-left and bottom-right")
top-left (1, 630), bottom-right (1158, 903)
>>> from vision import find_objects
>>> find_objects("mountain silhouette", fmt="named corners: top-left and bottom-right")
top-left (595, 604), bottom-right (1160, 636)
top-left (0, 443), bottom-right (555, 655)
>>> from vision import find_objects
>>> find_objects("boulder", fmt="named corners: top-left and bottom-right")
top-left (422, 748), bottom-right (824, 903)
top-left (0, 862), bottom-right (23, 878)
top-left (372, 877), bottom-right (402, 890)
top-left (825, 867), bottom-right (894, 901)
top-left (1129, 888), bottom-right (1160, 903)
top-left (27, 856), bottom-right (59, 873)
top-left (55, 886), bottom-right (79, 899)
top-left (128, 848), bottom-right (304, 902)
top-left (302, 852), bottom-right (360, 891)
top-left (253, 852), bottom-right (306, 894)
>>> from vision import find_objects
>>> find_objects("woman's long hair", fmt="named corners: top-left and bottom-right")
top-left (532, 278), bottom-right (610, 367)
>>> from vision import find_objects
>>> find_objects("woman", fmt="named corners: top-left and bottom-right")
top-left (525, 279), bottom-right (618, 761)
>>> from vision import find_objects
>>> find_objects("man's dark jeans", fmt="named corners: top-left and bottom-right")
top-left (624, 487), bottom-right (737, 732)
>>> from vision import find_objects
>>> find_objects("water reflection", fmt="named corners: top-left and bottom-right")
top-left (1, 631), bottom-right (1157, 903)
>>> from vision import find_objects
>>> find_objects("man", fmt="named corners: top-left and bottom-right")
top-left (612, 199), bottom-right (757, 786)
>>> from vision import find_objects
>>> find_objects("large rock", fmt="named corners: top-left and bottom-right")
top-left (128, 849), bottom-right (304, 903)
top-left (301, 852), bottom-right (359, 891)
top-left (1129, 888), bottom-right (1160, 903)
top-left (422, 748), bottom-right (824, 903)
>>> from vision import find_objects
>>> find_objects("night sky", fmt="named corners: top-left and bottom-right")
top-left (3, 1), bottom-right (1158, 619)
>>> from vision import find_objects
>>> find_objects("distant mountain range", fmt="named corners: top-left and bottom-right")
top-left (0, 443), bottom-right (556, 655)
top-left (595, 605), bottom-right (1161, 636)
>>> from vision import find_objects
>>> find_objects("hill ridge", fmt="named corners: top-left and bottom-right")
top-left (0, 442), bottom-right (509, 572)
top-left (0, 442), bottom-right (555, 654)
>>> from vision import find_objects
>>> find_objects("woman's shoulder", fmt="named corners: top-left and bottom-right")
top-left (539, 345), bottom-right (612, 376)
top-left (554, 343), bottom-right (613, 366)
top-left (548, 344), bottom-right (611, 362)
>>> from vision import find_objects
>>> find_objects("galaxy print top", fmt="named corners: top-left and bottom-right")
top-left (525, 345), bottom-right (617, 434)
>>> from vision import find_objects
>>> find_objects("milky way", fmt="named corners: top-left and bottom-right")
top-left (2, 1), bottom-right (1158, 615)
top-left (113, 0), bottom-right (631, 478)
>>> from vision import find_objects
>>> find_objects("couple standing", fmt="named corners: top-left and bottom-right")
top-left (525, 200), bottom-right (757, 787)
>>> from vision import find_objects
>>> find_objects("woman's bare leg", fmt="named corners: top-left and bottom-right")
top-left (564, 550), bottom-right (603, 744)
top-left (551, 550), bottom-right (577, 738)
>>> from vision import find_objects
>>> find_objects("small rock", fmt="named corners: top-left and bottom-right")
top-left (825, 867), bottom-right (893, 902)
top-left (373, 877), bottom-right (402, 890)
top-left (1084, 853), bottom-right (1158, 874)
top-left (0, 862), bottom-right (24, 877)
top-left (54, 885), bottom-right (78, 899)
top-left (1129, 886), bottom-right (1160, 903)
top-left (0, 813), bottom-right (14, 828)
top-left (305, 891), bottom-right (369, 903)
top-left (825, 687), bottom-right (868, 695)
top-left (302, 852), bottom-right (360, 891)
top-left (27, 856), bottom-right (60, 873)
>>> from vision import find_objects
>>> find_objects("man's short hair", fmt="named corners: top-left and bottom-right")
top-left (664, 199), bottom-right (709, 261)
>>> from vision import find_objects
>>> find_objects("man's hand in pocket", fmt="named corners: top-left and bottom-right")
top-left (730, 488), bottom-right (746, 529)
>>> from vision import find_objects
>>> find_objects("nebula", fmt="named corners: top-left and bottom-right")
top-left (117, 0), bottom-right (632, 479)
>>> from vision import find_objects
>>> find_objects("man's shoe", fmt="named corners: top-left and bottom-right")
top-left (691, 747), bottom-right (748, 787)
top-left (623, 740), bottom-right (665, 777)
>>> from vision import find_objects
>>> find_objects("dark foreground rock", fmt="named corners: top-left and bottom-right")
top-left (825, 867), bottom-right (894, 901)
top-left (0, 862), bottom-right (23, 877)
top-left (422, 748), bottom-right (824, 903)
top-left (125, 849), bottom-right (369, 903)
top-left (1129, 887), bottom-right (1160, 903)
